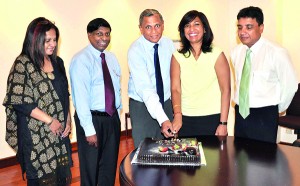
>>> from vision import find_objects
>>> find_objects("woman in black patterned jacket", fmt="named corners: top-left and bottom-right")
top-left (3, 17), bottom-right (72, 186)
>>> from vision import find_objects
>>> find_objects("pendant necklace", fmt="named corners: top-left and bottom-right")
top-left (46, 72), bottom-right (55, 80)
top-left (43, 57), bottom-right (55, 80)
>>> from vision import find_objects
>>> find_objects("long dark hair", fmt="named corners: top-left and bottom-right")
top-left (21, 17), bottom-right (47, 56)
top-left (32, 20), bottom-right (59, 69)
top-left (178, 10), bottom-right (214, 57)
top-left (21, 18), bottom-right (59, 69)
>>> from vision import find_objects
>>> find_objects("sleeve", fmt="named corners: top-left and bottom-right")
top-left (13, 104), bottom-right (37, 116)
top-left (116, 58), bottom-right (122, 111)
top-left (128, 46), bottom-right (169, 125)
top-left (69, 55), bottom-right (96, 136)
top-left (3, 57), bottom-right (35, 106)
top-left (275, 48), bottom-right (298, 112)
top-left (3, 56), bottom-right (35, 151)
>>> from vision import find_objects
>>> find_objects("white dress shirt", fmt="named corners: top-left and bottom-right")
top-left (231, 37), bottom-right (298, 112)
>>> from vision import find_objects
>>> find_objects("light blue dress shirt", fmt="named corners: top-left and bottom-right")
top-left (70, 44), bottom-right (122, 136)
top-left (128, 35), bottom-right (175, 125)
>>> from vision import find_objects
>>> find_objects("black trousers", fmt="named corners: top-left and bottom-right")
top-left (235, 105), bottom-right (278, 143)
top-left (129, 98), bottom-right (173, 148)
top-left (74, 111), bottom-right (121, 186)
top-left (179, 114), bottom-right (220, 137)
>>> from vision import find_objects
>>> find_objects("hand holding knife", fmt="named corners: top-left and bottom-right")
top-left (173, 131), bottom-right (178, 140)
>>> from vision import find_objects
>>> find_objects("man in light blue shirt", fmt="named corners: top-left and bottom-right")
top-left (128, 9), bottom-right (176, 147)
top-left (69, 18), bottom-right (121, 186)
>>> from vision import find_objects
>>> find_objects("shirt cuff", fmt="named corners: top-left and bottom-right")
top-left (82, 123), bottom-right (96, 136)
top-left (156, 107), bottom-right (169, 126)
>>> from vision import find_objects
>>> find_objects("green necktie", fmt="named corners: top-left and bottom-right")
top-left (239, 49), bottom-right (251, 119)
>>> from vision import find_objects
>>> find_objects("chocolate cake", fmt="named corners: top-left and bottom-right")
top-left (133, 138), bottom-right (201, 166)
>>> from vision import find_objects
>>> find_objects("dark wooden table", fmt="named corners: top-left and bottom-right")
top-left (119, 136), bottom-right (300, 186)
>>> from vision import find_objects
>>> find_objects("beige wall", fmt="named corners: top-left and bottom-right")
top-left (1, 0), bottom-right (299, 159)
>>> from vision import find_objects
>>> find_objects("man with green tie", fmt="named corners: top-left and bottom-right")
top-left (231, 6), bottom-right (298, 143)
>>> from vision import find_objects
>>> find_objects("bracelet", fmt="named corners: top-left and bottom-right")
top-left (219, 121), bottom-right (227, 125)
top-left (173, 112), bottom-right (182, 116)
top-left (47, 118), bottom-right (54, 125)
top-left (173, 104), bottom-right (181, 108)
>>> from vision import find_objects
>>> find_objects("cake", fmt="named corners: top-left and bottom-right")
top-left (133, 138), bottom-right (201, 166)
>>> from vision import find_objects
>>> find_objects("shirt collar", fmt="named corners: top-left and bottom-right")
top-left (141, 35), bottom-right (162, 51)
top-left (248, 36), bottom-right (264, 55)
top-left (88, 44), bottom-right (106, 57)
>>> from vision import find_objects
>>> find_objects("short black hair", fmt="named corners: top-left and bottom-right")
top-left (87, 18), bottom-right (111, 33)
top-left (237, 6), bottom-right (264, 25)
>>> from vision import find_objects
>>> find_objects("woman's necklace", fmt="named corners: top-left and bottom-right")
top-left (46, 72), bottom-right (55, 80)
top-left (43, 57), bottom-right (55, 80)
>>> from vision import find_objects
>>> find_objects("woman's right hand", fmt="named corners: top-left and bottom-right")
top-left (49, 118), bottom-right (63, 136)
top-left (29, 108), bottom-right (64, 136)
top-left (172, 114), bottom-right (183, 134)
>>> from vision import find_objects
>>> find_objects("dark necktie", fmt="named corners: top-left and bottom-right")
top-left (153, 44), bottom-right (164, 107)
top-left (100, 53), bottom-right (116, 116)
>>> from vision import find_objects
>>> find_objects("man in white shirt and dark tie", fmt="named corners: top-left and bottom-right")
top-left (128, 9), bottom-right (175, 147)
top-left (231, 6), bottom-right (298, 143)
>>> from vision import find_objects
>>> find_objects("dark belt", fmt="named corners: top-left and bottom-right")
top-left (91, 110), bottom-right (110, 117)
